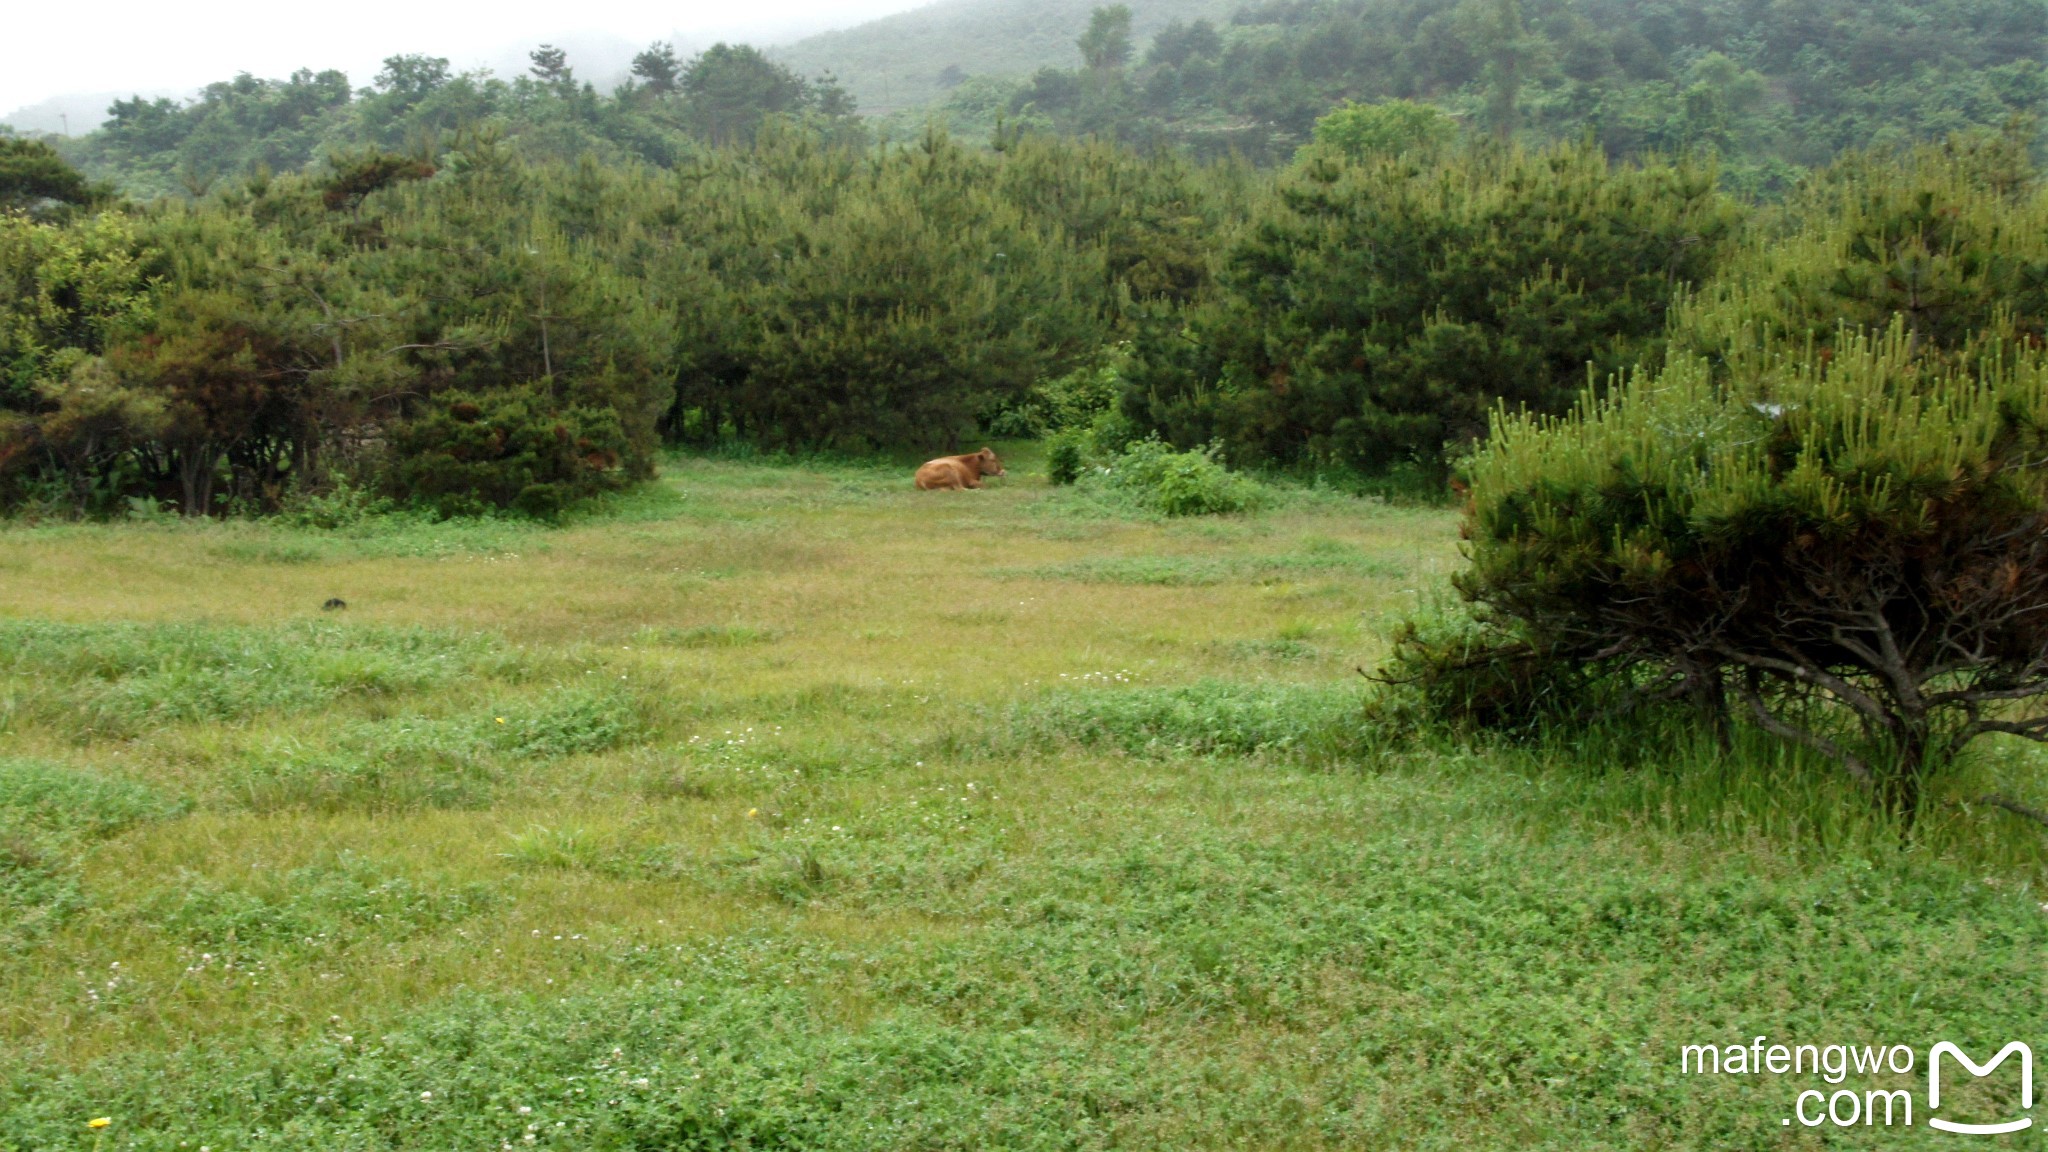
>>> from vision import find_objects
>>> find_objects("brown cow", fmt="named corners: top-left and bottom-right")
top-left (914, 447), bottom-right (1007, 490)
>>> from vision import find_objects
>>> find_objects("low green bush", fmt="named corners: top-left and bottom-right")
top-left (387, 386), bottom-right (634, 519)
top-left (1045, 433), bottom-right (1085, 486)
top-left (1365, 592), bottom-right (1625, 735)
top-left (1074, 438), bottom-right (1266, 517)
top-left (1457, 322), bottom-right (2048, 818)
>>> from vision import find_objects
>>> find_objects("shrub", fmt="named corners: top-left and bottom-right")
top-left (1674, 130), bottom-right (2048, 367)
top-left (276, 478), bottom-right (394, 529)
top-left (386, 386), bottom-right (632, 518)
top-left (1095, 438), bottom-right (1265, 516)
top-left (1125, 141), bottom-right (1737, 475)
top-left (1457, 323), bottom-right (2048, 820)
top-left (1045, 433), bottom-right (1085, 486)
top-left (1307, 100), bottom-right (1458, 162)
top-left (1366, 593), bottom-right (1604, 735)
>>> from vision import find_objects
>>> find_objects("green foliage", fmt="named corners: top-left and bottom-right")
top-left (388, 386), bottom-right (634, 518)
top-left (988, 345), bottom-right (1131, 438)
top-left (679, 43), bottom-right (854, 145)
top-left (0, 139), bottom-right (104, 215)
top-left (1366, 590), bottom-right (1602, 733)
top-left (0, 758), bottom-right (177, 840)
top-left (1046, 432), bottom-right (1085, 484)
top-left (0, 759), bottom-right (176, 951)
top-left (0, 211), bottom-right (154, 413)
top-left (1010, 678), bottom-right (1365, 758)
top-left (1078, 5), bottom-right (1137, 72)
top-left (0, 619), bottom-right (500, 740)
top-left (904, 0), bottom-right (2045, 171)
top-left (1459, 323), bottom-right (2048, 815)
top-left (146, 854), bottom-right (499, 950)
top-left (1307, 99), bottom-right (1459, 161)
top-left (3, 139), bottom-right (674, 518)
top-left (237, 719), bottom-right (501, 813)
top-left (56, 40), bottom-right (858, 199)
top-left (488, 687), bottom-right (642, 759)
top-left (1129, 140), bottom-right (1736, 474)
top-left (1088, 437), bottom-right (1268, 516)
top-left (658, 127), bottom-right (1107, 450)
top-left (1675, 128), bottom-right (2048, 364)
top-left (318, 149), bottom-right (435, 213)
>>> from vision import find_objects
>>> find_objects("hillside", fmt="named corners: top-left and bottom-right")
top-left (912, 0), bottom-right (2048, 174)
top-left (771, 0), bottom-right (1241, 114)
top-left (17, 0), bottom-right (2046, 200)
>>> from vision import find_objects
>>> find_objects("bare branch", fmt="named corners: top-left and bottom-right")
top-left (1974, 794), bottom-right (2048, 829)
top-left (1734, 671), bottom-right (1875, 788)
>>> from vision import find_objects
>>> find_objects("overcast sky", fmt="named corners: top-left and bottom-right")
top-left (6, 0), bottom-right (926, 122)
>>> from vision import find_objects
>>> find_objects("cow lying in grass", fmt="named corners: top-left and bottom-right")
top-left (914, 448), bottom-right (1006, 491)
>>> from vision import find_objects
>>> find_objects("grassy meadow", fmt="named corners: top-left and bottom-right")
top-left (2, 447), bottom-right (2046, 1149)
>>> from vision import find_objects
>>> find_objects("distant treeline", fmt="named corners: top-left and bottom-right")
top-left (0, 123), bottom-right (1230, 516)
top-left (36, 43), bottom-right (862, 201)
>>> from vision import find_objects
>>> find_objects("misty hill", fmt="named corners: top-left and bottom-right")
top-left (896, 0), bottom-right (2048, 177)
top-left (771, 0), bottom-right (1241, 114)
top-left (23, 0), bottom-right (2046, 199)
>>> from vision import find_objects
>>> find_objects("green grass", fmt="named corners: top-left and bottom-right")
top-left (1, 452), bottom-right (2045, 1148)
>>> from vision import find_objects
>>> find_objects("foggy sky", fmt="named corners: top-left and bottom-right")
top-left (7, 0), bottom-right (926, 126)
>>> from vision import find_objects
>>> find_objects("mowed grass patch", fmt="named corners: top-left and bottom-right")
top-left (3, 452), bottom-right (2047, 1148)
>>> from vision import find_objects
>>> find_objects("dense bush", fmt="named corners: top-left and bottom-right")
top-left (1367, 592), bottom-right (1599, 734)
top-left (653, 129), bottom-right (1107, 450)
top-left (1456, 323), bottom-right (2048, 819)
top-left (1046, 434), bottom-right (1086, 485)
top-left (1126, 140), bottom-right (1738, 475)
top-left (2, 142), bottom-right (671, 517)
top-left (1673, 127), bottom-right (2048, 366)
top-left (386, 386), bottom-right (633, 518)
top-left (1094, 437), bottom-right (1267, 516)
